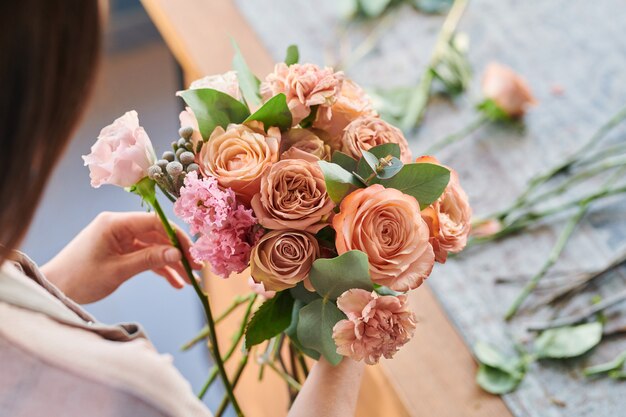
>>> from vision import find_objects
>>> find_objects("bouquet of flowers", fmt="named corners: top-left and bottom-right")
top-left (83, 45), bottom-right (471, 415)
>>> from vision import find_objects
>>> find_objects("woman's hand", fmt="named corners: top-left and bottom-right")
top-left (41, 211), bottom-right (202, 304)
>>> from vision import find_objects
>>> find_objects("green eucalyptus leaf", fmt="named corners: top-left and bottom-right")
top-left (476, 364), bottom-right (522, 395)
top-left (245, 291), bottom-right (294, 349)
top-left (231, 40), bottom-right (262, 108)
top-left (331, 151), bottom-right (358, 173)
top-left (377, 157), bottom-right (403, 179)
top-left (411, 0), bottom-right (453, 14)
top-left (534, 322), bottom-right (603, 359)
top-left (359, 0), bottom-right (391, 17)
top-left (286, 299), bottom-right (321, 360)
top-left (309, 250), bottom-right (373, 300)
top-left (583, 349), bottom-right (626, 377)
top-left (317, 161), bottom-right (362, 204)
top-left (297, 298), bottom-right (345, 365)
top-left (178, 88), bottom-right (250, 140)
top-left (284, 45), bottom-right (299, 65)
top-left (244, 93), bottom-right (292, 131)
top-left (378, 162), bottom-right (450, 209)
top-left (355, 143), bottom-right (401, 179)
top-left (474, 342), bottom-right (522, 377)
top-left (289, 282), bottom-right (321, 304)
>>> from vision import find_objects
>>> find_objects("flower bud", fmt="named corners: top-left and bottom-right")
top-left (162, 151), bottom-right (175, 162)
top-left (179, 151), bottom-right (195, 165)
top-left (186, 163), bottom-right (200, 173)
top-left (175, 147), bottom-right (186, 158)
top-left (157, 159), bottom-right (169, 170)
top-left (179, 126), bottom-right (194, 140)
top-left (147, 164), bottom-right (163, 179)
top-left (177, 138), bottom-right (187, 148)
top-left (166, 161), bottom-right (184, 176)
top-left (171, 141), bottom-right (178, 151)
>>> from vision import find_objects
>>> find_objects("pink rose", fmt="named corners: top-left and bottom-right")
top-left (333, 289), bottom-right (417, 365)
top-left (250, 230), bottom-right (320, 291)
top-left (280, 128), bottom-right (332, 161)
top-left (313, 79), bottom-right (377, 142)
top-left (482, 63), bottom-right (537, 117)
top-left (83, 110), bottom-right (156, 188)
top-left (251, 159), bottom-right (335, 233)
top-left (417, 156), bottom-right (472, 263)
top-left (197, 122), bottom-right (281, 205)
top-left (333, 184), bottom-right (435, 291)
top-left (341, 116), bottom-right (413, 164)
top-left (260, 63), bottom-right (344, 125)
top-left (181, 70), bottom-right (242, 101)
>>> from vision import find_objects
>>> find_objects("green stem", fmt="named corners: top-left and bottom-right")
top-left (265, 360), bottom-right (303, 391)
top-left (399, 0), bottom-right (469, 131)
top-left (181, 294), bottom-right (253, 351)
top-left (424, 116), bottom-right (488, 154)
top-left (215, 354), bottom-right (250, 417)
top-left (197, 295), bottom-right (257, 400)
top-left (150, 198), bottom-right (243, 416)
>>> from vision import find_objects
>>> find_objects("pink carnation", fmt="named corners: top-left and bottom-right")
top-left (332, 289), bottom-right (417, 365)
top-left (190, 224), bottom-right (256, 278)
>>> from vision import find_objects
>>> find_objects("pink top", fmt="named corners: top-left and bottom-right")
top-left (0, 252), bottom-right (212, 417)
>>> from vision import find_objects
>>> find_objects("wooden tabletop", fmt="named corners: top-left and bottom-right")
top-left (140, 1), bottom-right (513, 416)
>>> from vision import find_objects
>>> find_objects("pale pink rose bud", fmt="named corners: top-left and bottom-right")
top-left (313, 79), bottom-right (377, 142)
top-left (341, 116), bottom-right (413, 164)
top-left (333, 184), bottom-right (435, 292)
top-left (470, 219), bottom-right (502, 239)
top-left (417, 156), bottom-right (472, 263)
top-left (260, 63), bottom-right (344, 125)
top-left (482, 63), bottom-right (537, 117)
top-left (333, 289), bottom-right (417, 365)
top-left (83, 110), bottom-right (156, 188)
top-left (183, 70), bottom-right (242, 101)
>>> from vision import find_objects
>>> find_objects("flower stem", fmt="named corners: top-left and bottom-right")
top-left (424, 115), bottom-right (488, 154)
top-left (215, 353), bottom-right (250, 417)
top-left (399, 0), bottom-right (469, 131)
top-left (150, 198), bottom-right (243, 416)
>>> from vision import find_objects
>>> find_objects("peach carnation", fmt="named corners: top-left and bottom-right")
top-left (417, 156), bottom-right (471, 263)
top-left (333, 184), bottom-right (435, 292)
top-left (251, 158), bottom-right (335, 233)
top-left (341, 116), bottom-right (413, 164)
top-left (482, 62), bottom-right (536, 117)
top-left (260, 63), bottom-right (344, 125)
top-left (197, 122), bottom-right (280, 205)
top-left (332, 289), bottom-right (417, 365)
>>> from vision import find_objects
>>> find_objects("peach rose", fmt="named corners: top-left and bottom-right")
top-left (417, 156), bottom-right (472, 263)
top-left (280, 128), bottom-right (332, 161)
top-left (333, 184), bottom-right (435, 291)
top-left (341, 116), bottom-right (413, 164)
top-left (250, 230), bottom-right (320, 291)
top-left (313, 79), bottom-right (377, 142)
top-left (332, 289), bottom-right (417, 364)
top-left (198, 122), bottom-right (280, 204)
top-left (482, 63), bottom-right (537, 117)
top-left (83, 111), bottom-right (156, 188)
top-left (185, 70), bottom-right (242, 101)
top-left (260, 63), bottom-right (344, 125)
top-left (251, 159), bottom-right (335, 233)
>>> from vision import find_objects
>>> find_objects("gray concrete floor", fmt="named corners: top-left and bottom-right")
top-left (20, 40), bottom-right (225, 409)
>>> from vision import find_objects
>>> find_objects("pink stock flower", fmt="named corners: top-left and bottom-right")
top-left (174, 171), bottom-right (260, 278)
top-left (260, 63), bottom-right (344, 125)
top-left (82, 111), bottom-right (156, 188)
top-left (332, 289), bottom-right (417, 365)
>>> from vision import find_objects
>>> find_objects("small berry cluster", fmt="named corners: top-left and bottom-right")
top-left (147, 126), bottom-right (201, 197)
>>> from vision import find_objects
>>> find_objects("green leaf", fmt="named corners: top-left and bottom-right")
top-left (317, 161), bottom-right (362, 204)
top-left (474, 342), bottom-right (523, 377)
top-left (410, 0), bottom-right (453, 14)
top-left (378, 162), bottom-right (450, 209)
top-left (309, 250), bottom-right (373, 300)
top-left (476, 365), bottom-right (522, 395)
top-left (331, 151), bottom-right (358, 172)
top-left (284, 45), bottom-right (299, 65)
top-left (178, 88), bottom-right (250, 140)
top-left (534, 322), bottom-right (603, 359)
top-left (245, 291), bottom-right (294, 349)
top-left (286, 299), bottom-right (321, 360)
top-left (477, 99), bottom-right (512, 122)
top-left (583, 349), bottom-right (626, 377)
top-left (289, 282), bottom-right (321, 304)
top-left (361, 150), bottom-right (380, 173)
top-left (244, 93), bottom-right (292, 131)
top-left (355, 143), bottom-right (401, 179)
top-left (297, 299), bottom-right (345, 365)
top-left (359, 0), bottom-right (391, 17)
top-left (377, 157), bottom-right (403, 179)
top-left (231, 40), bottom-right (262, 108)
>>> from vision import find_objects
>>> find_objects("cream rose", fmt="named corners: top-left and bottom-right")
top-left (184, 70), bottom-right (242, 100)
top-left (251, 159), bottom-right (335, 232)
top-left (198, 122), bottom-right (280, 204)
top-left (417, 156), bottom-right (472, 263)
top-left (482, 62), bottom-right (536, 117)
top-left (260, 63), bottom-right (344, 125)
top-left (250, 230), bottom-right (320, 291)
top-left (333, 184), bottom-right (435, 291)
top-left (341, 116), bottom-right (413, 163)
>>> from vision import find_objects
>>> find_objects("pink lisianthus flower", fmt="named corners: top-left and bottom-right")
top-left (82, 110), bottom-right (156, 188)
top-left (332, 289), bottom-right (417, 365)
top-left (174, 171), bottom-right (261, 278)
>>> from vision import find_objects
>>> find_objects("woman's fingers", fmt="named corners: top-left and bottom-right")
top-left (154, 265), bottom-right (186, 289)
top-left (118, 244), bottom-right (185, 280)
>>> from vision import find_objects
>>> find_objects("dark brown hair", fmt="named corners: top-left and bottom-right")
top-left (0, 1), bottom-right (102, 262)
